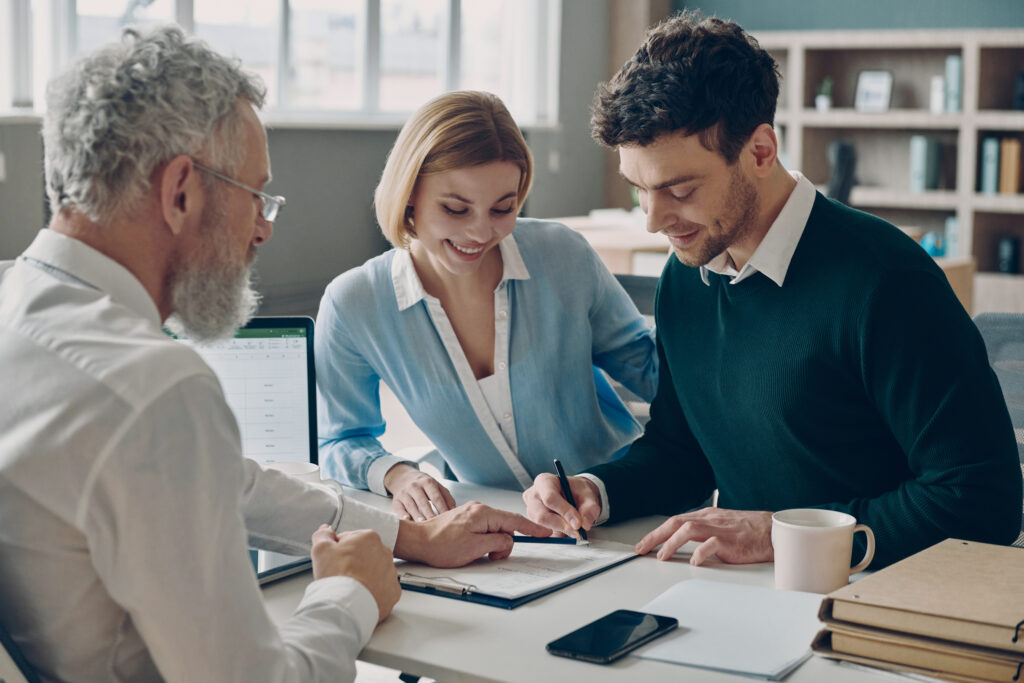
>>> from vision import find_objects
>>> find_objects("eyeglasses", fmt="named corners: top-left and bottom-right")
top-left (192, 160), bottom-right (286, 222)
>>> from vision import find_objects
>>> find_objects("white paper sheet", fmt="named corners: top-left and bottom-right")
top-left (396, 540), bottom-right (636, 599)
top-left (634, 578), bottom-right (823, 680)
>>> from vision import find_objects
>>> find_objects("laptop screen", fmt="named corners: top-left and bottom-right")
top-left (173, 316), bottom-right (317, 466)
top-left (171, 316), bottom-right (318, 584)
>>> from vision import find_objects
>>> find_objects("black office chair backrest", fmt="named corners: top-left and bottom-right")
top-left (973, 312), bottom-right (1024, 547)
top-left (0, 618), bottom-right (40, 683)
top-left (614, 274), bottom-right (658, 318)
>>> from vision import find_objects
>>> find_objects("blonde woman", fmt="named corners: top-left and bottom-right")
top-left (315, 91), bottom-right (657, 521)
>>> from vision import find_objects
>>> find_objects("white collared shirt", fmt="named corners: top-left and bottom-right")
top-left (372, 236), bottom-right (534, 491)
top-left (0, 229), bottom-right (398, 682)
top-left (700, 171), bottom-right (816, 286)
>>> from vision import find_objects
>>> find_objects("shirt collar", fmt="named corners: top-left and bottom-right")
top-left (20, 228), bottom-right (162, 326)
top-left (700, 171), bottom-right (816, 287)
top-left (391, 233), bottom-right (531, 311)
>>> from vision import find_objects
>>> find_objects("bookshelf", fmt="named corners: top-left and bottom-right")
top-left (755, 29), bottom-right (1024, 314)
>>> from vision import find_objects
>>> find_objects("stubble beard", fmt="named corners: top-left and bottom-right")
top-left (673, 165), bottom-right (760, 268)
top-left (164, 198), bottom-right (261, 343)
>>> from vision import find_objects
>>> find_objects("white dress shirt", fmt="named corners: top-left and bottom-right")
top-left (0, 229), bottom-right (398, 682)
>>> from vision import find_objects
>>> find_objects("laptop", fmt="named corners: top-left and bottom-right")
top-left (172, 316), bottom-right (318, 584)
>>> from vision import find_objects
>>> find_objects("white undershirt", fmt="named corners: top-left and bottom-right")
top-left (478, 373), bottom-right (517, 454)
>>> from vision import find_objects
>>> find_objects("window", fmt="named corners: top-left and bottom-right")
top-left (4, 0), bottom-right (561, 125)
top-left (0, 0), bottom-right (13, 108)
top-left (77, 0), bottom-right (175, 56)
top-left (379, 0), bottom-right (443, 111)
top-left (194, 1), bottom-right (281, 106)
top-left (287, 0), bottom-right (363, 110)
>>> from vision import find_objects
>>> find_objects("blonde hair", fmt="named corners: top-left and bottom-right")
top-left (375, 91), bottom-right (534, 249)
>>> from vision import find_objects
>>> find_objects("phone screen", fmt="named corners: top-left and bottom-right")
top-left (546, 609), bottom-right (678, 664)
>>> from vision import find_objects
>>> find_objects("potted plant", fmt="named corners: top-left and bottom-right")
top-left (816, 76), bottom-right (833, 112)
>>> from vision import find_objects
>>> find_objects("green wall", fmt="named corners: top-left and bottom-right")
top-left (677, 1), bottom-right (1024, 30)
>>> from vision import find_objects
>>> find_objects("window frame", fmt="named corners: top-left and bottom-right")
top-left (4, 0), bottom-right (561, 126)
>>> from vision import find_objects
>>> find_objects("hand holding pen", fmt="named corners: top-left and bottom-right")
top-left (521, 459), bottom-right (602, 539)
top-left (553, 459), bottom-right (587, 541)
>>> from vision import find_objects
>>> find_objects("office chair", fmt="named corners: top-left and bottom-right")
top-left (972, 313), bottom-right (1024, 548)
top-left (824, 139), bottom-right (856, 206)
top-left (610, 274), bottom-right (660, 425)
top-left (0, 619), bottom-right (40, 683)
top-left (613, 274), bottom-right (658, 318)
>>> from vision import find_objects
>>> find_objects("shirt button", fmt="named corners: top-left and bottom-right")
top-left (498, 310), bottom-right (508, 319)
top-left (503, 413), bottom-right (512, 420)
top-left (498, 361), bottom-right (506, 370)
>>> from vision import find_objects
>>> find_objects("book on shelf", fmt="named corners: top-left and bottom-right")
top-left (944, 215), bottom-right (959, 259)
top-left (945, 54), bottom-right (962, 113)
top-left (981, 137), bottom-right (1001, 194)
top-left (909, 135), bottom-right (941, 192)
top-left (999, 137), bottom-right (1022, 194)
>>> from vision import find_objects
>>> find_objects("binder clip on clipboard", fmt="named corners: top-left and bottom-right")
top-left (400, 573), bottom-right (478, 596)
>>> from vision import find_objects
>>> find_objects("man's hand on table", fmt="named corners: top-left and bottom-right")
top-left (394, 502), bottom-right (552, 567)
top-left (635, 508), bottom-right (774, 565)
top-left (311, 525), bottom-right (401, 623)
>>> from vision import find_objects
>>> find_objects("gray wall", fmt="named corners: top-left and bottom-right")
top-left (677, 0), bottom-right (1024, 29)
top-left (0, 0), bottom-right (610, 317)
top-left (0, 122), bottom-right (45, 258)
top-left (256, 127), bottom-right (394, 315)
top-left (527, 0), bottom-right (609, 220)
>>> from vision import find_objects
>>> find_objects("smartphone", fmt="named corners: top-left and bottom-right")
top-left (545, 609), bottom-right (679, 664)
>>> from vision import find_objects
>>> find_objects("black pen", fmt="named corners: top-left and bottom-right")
top-left (553, 458), bottom-right (588, 541)
top-left (512, 536), bottom-right (580, 544)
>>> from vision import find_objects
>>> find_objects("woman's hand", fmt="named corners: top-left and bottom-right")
top-left (384, 463), bottom-right (457, 521)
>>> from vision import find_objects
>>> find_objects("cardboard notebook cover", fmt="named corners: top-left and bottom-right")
top-left (818, 539), bottom-right (1024, 653)
top-left (811, 622), bottom-right (1024, 683)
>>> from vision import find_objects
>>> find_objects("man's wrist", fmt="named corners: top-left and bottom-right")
top-left (393, 518), bottom-right (431, 563)
top-left (577, 473), bottom-right (610, 525)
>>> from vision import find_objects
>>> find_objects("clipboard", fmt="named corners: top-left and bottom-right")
top-left (397, 540), bottom-right (640, 609)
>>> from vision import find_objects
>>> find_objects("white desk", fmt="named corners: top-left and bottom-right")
top-left (263, 483), bottom-right (873, 683)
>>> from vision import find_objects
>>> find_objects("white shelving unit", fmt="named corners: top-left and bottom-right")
top-left (755, 29), bottom-right (1024, 313)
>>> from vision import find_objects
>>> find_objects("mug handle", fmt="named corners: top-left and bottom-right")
top-left (849, 524), bottom-right (875, 575)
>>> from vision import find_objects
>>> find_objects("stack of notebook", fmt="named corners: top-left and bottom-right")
top-left (812, 538), bottom-right (1024, 682)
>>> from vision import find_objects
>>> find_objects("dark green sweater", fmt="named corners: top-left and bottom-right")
top-left (587, 193), bottom-right (1022, 568)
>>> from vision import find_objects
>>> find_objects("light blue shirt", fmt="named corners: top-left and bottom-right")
top-left (316, 219), bottom-right (657, 492)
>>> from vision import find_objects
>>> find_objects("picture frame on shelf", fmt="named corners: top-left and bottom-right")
top-left (854, 70), bottom-right (893, 112)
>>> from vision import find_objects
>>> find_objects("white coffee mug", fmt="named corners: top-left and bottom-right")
top-left (771, 508), bottom-right (875, 594)
top-left (264, 460), bottom-right (322, 484)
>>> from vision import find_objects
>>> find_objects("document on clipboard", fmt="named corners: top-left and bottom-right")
top-left (396, 540), bottom-right (639, 609)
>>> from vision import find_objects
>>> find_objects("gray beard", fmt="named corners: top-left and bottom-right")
top-left (164, 211), bottom-right (260, 343)
top-left (164, 260), bottom-right (259, 343)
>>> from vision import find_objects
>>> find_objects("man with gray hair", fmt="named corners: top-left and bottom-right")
top-left (0, 25), bottom-right (549, 682)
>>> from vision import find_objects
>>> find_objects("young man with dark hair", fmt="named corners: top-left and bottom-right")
top-left (525, 11), bottom-right (1021, 569)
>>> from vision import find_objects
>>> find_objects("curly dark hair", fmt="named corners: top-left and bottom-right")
top-left (591, 10), bottom-right (779, 163)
